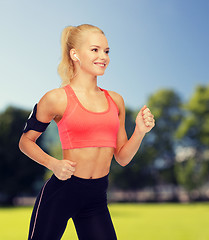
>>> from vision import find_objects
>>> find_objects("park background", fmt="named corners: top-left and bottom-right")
top-left (0, 0), bottom-right (209, 239)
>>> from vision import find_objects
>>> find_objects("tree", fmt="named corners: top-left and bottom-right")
top-left (0, 106), bottom-right (46, 205)
top-left (175, 85), bottom-right (209, 193)
top-left (176, 85), bottom-right (209, 148)
top-left (174, 157), bottom-right (208, 192)
top-left (145, 89), bottom-right (183, 185)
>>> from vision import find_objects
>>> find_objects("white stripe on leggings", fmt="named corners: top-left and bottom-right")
top-left (30, 179), bottom-right (50, 239)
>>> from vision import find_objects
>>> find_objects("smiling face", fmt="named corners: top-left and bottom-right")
top-left (76, 31), bottom-right (110, 77)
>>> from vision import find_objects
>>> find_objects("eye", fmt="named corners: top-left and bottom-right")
top-left (105, 50), bottom-right (110, 54)
top-left (92, 48), bottom-right (98, 52)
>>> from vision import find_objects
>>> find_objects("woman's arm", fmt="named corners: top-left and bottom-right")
top-left (19, 88), bottom-right (76, 180)
top-left (109, 91), bottom-right (155, 167)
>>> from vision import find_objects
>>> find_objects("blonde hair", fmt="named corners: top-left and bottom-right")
top-left (58, 24), bottom-right (105, 87)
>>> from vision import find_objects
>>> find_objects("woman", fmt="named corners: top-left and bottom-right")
top-left (19, 24), bottom-right (155, 240)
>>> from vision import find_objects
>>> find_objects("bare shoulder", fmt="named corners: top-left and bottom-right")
top-left (36, 87), bottom-right (67, 121)
top-left (39, 88), bottom-right (65, 105)
top-left (106, 90), bottom-right (125, 113)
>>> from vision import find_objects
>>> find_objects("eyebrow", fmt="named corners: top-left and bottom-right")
top-left (90, 45), bottom-right (110, 49)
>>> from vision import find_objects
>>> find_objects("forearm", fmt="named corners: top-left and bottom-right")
top-left (19, 135), bottom-right (57, 171)
top-left (115, 127), bottom-right (145, 166)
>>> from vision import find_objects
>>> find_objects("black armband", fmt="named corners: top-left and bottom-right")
top-left (23, 104), bottom-right (50, 133)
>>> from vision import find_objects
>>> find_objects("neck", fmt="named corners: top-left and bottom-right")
top-left (70, 72), bottom-right (99, 92)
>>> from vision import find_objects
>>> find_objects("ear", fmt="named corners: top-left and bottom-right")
top-left (70, 49), bottom-right (79, 62)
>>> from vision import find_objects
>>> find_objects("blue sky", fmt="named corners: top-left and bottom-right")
top-left (0, 0), bottom-right (208, 111)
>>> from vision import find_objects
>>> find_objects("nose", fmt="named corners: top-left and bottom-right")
top-left (99, 50), bottom-right (108, 60)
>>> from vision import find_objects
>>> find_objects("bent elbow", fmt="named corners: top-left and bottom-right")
top-left (19, 134), bottom-right (30, 153)
top-left (120, 161), bottom-right (129, 167)
top-left (18, 135), bottom-right (24, 153)
top-left (114, 155), bottom-right (128, 167)
top-left (120, 162), bottom-right (127, 167)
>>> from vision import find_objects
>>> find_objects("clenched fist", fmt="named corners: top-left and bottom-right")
top-left (51, 159), bottom-right (77, 181)
top-left (135, 105), bottom-right (155, 134)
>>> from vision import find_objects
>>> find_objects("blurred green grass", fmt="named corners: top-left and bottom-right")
top-left (0, 203), bottom-right (209, 240)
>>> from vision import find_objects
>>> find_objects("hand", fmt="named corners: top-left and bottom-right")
top-left (135, 105), bottom-right (155, 134)
top-left (51, 159), bottom-right (77, 181)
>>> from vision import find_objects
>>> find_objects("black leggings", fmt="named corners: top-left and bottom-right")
top-left (28, 174), bottom-right (117, 240)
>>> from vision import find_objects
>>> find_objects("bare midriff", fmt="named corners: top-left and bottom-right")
top-left (62, 147), bottom-right (115, 179)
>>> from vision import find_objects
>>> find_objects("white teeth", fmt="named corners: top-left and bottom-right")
top-left (95, 63), bottom-right (105, 67)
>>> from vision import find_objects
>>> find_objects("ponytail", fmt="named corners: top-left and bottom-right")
top-left (57, 26), bottom-right (75, 87)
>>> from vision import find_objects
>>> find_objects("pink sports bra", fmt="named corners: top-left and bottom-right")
top-left (57, 85), bottom-right (120, 149)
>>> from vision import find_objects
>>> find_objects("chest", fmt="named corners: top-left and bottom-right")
top-left (72, 91), bottom-right (109, 113)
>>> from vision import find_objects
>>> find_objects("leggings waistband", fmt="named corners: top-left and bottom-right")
top-left (71, 173), bottom-right (109, 184)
